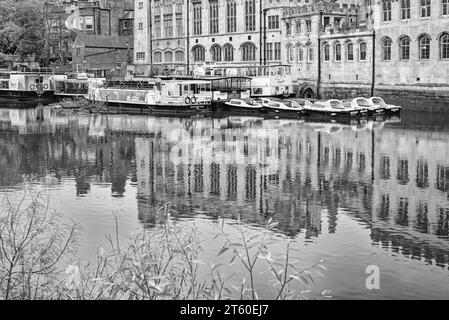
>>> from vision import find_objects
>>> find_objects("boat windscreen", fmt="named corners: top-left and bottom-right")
top-left (356, 99), bottom-right (371, 107)
top-left (371, 97), bottom-right (386, 105)
top-left (329, 101), bottom-right (345, 109)
top-left (243, 99), bottom-right (259, 106)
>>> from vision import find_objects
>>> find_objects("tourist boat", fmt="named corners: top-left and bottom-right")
top-left (0, 67), bottom-right (56, 103)
top-left (301, 99), bottom-right (360, 118)
top-left (87, 79), bottom-right (212, 115)
top-left (53, 73), bottom-right (90, 98)
top-left (259, 97), bottom-right (305, 118)
top-left (222, 98), bottom-right (262, 115)
top-left (367, 97), bottom-right (402, 115)
top-left (344, 97), bottom-right (383, 116)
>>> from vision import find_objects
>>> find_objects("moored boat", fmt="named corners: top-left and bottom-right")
top-left (221, 98), bottom-right (262, 115)
top-left (302, 99), bottom-right (360, 118)
top-left (344, 97), bottom-right (383, 116)
top-left (367, 97), bottom-right (402, 115)
top-left (259, 97), bottom-right (305, 118)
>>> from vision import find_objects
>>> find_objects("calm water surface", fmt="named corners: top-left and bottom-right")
top-left (1, 104), bottom-right (449, 299)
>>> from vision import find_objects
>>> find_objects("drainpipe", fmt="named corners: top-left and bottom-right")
top-left (371, 30), bottom-right (376, 96)
top-left (317, 11), bottom-right (322, 99)
top-left (150, 0), bottom-right (153, 72)
top-left (263, 9), bottom-right (267, 65)
top-left (259, 1), bottom-right (263, 65)
top-left (186, 0), bottom-right (190, 75)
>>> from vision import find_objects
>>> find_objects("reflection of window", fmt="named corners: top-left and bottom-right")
top-left (379, 194), bottom-right (390, 220)
top-left (397, 197), bottom-right (409, 226)
top-left (397, 159), bottom-right (409, 185)
top-left (416, 160), bottom-right (429, 188)
top-left (436, 208), bottom-right (449, 236)
top-left (437, 165), bottom-right (449, 191)
top-left (380, 155), bottom-right (390, 180)
top-left (416, 202), bottom-right (429, 233)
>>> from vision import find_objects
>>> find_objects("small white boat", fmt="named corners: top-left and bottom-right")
top-left (224, 98), bottom-right (262, 111)
top-left (259, 97), bottom-right (305, 117)
top-left (302, 99), bottom-right (360, 118)
top-left (345, 97), bottom-right (383, 116)
top-left (367, 97), bottom-right (402, 115)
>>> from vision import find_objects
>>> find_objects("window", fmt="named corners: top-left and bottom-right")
top-left (138, 1), bottom-right (143, 9)
top-left (242, 42), bottom-right (256, 61)
top-left (193, 3), bottom-right (202, 35)
top-left (274, 42), bottom-right (281, 60)
top-left (227, 0), bottom-right (236, 33)
top-left (84, 16), bottom-right (93, 30)
top-left (307, 44), bottom-right (313, 62)
top-left (323, 43), bottom-right (330, 61)
top-left (175, 51), bottom-right (184, 62)
top-left (210, 44), bottom-right (221, 61)
top-left (421, 0), bottom-right (431, 17)
top-left (265, 43), bottom-right (273, 60)
top-left (154, 52), bottom-right (162, 63)
top-left (419, 34), bottom-right (431, 60)
top-left (401, 0), bottom-right (410, 20)
top-left (138, 22), bottom-right (143, 30)
top-left (288, 45), bottom-right (295, 62)
top-left (399, 36), bottom-right (410, 60)
top-left (154, 15), bottom-right (161, 38)
top-left (223, 43), bottom-right (234, 61)
top-left (382, 37), bottom-right (392, 61)
top-left (245, 0), bottom-right (256, 31)
top-left (286, 22), bottom-right (292, 36)
top-left (192, 45), bottom-right (205, 62)
top-left (136, 52), bottom-right (145, 60)
top-left (347, 42), bottom-right (354, 61)
top-left (441, 33), bottom-right (449, 59)
top-left (359, 41), bottom-right (367, 61)
top-left (305, 20), bottom-right (311, 33)
top-left (335, 42), bottom-right (342, 61)
top-left (268, 15), bottom-right (279, 29)
top-left (164, 14), bottom-right (173, 37)
top-left (382, 0), bottom-right (391, 21)
top-left (297, 45), bottom-right (303, 62)
top-left (295, 20), bottom-right (301, 34)
top-left (210, 1), bottom-right (219, 34)
top-left (444, 0), bottom-right (449, 16)
top-left (164, 51), bottom-right (173, 62)
top-left (176, 13), bottom-right (183, 36)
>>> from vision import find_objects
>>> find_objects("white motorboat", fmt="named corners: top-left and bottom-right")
top-left (367, 97), bottom-right (402, 115)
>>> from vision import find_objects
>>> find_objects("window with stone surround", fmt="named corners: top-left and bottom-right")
top-left (359, 41), bottom-right (367, 61)
top-left (347, 42), bottom-right (354, 61)
top-left (245, 0), bottom-right (256, 31)
top-left (227, 0), bottom-right (237, 33)
top-left (421, 0), bottom-right (431, 17)
top-left (288, 45), bottom-right (295, 62)
top-left (192, 45), bottom-right (205, 61)
top-left (210, 44), bottom-right (221, 61)
top-left (138, 22), bottom-right (143, 30)
top-left (242, 42), bottom-right (256, 61)
top-left (286, 21), bottom-right (292, 35)
top-left (335, 42), bottom-right (342, 61)
top-left (268, 15), bottom-right (279, 29)
top-left (306, 44), bottom-right (313, 62)
top-left (443, 0), bottom-right (449, 16)
top-left (209, 1), bottom-right (219, 34)
top-left (164, 51), bottom-right (173, 63)
top-left (295, 20), bottom-right (301, 34)
top-left (401, 0), bottom-right (410, 20)
top-left (175, 50), bottom-right (184, 62)
top-left (193, 3), bottom-right (202, 35)
top-left (154, 15), bottom-right (161, 38)
top-left (419, 34), bottom-right (431, 60)
top-left (154, 52), bottom-right (162, 63)
top-left (305, 20), bottom-right (311, 33)
top-left (136, 52), bottom-right (145, 60)
top-left (399, 36), bottom-right (410, 60)
top-left (382, 0), bottom-right (391, 22)
top-left (223, 43), bottom-right (234, 61)
top-left (382, 37), bottom-right (392, 61)
top-left (274, 42), bottom-right (281, 60)
top-left (164, 14), bottom-right (173, 37)
top-left (297, 44), bottom-right (303, 62)
top-left (323, 43), bottom-right (330, 61)
top-left (176, 13), bottom-right (183, 36)
top-left (440, 33), bottom-right (449, 59)
top-left (266, 43), bottom-right (273, 60)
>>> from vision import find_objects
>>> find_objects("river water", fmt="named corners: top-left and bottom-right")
top-left (0, 104), bottom-right (449, 299)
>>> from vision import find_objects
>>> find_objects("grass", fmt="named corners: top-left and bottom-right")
top-left (0, 179), bottom-right (330, 300)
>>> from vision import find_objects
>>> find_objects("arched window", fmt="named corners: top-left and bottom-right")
top-left (192, 45), bottom-right (205, 62)
top-left (307, 44), bottom-right (313, 62)
top-left (399, 36), bottom-right (410, 60)
top-left (401, 0), bottom-right (410, 20)
top-left (347, 42), bottom-right (354, 61)
top-left (175, 50), bottom-right (184, 62)
top-left (210, 44), bottom-right (222, 62)
top-left (286, 22), bottom-right (292, 36)
top-left (223, 43), bottom-right (234, 61)
top-left (382, 37), bottom-right (392, 61)
top-left (335, 42), bottom-right (342, 61)
top-left (241, 42), bottom-right (256, 61)
top-left (359, 41), bottom-right (367, 61)
top-left (164, 51), bottom-right (173, 63)
top-left (440, 33), bottom-right (449, 59)
top-left (382, 0), bottom-right (392, 21)
top-left (323, 43), bottom-right (330, 61)
top-left (419, 34), bottom-right (431, 60)
top-left (154, 51), bottom-right (162, 63)
top-left (297, 44), bottom-right (303, 62)
top-left (287, 45), bottom-right (295, 62)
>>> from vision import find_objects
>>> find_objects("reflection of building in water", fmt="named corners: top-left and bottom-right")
top-left (372, 127), bottom-right (449, 266)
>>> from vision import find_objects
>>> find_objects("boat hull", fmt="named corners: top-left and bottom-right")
top-left (260, 106), bottom-right (306, 119)
top-left (0, 90), bottom-right (56, 103)
top-left (303, 108), bottom-right (360, 118)
top-left (213, 101), bottom-right (262, 116)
